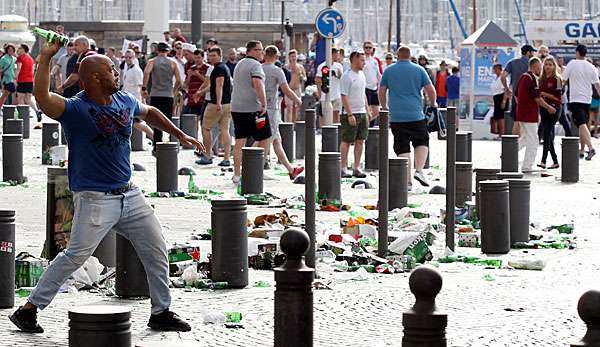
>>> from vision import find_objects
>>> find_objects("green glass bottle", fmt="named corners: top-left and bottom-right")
top-left (224, 312), bottom-right (242, 323)
top-left (32, 27), bottom-right (69, 47)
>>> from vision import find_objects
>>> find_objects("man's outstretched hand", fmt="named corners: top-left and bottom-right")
top-left (179, 134), bottom-right (206, 154)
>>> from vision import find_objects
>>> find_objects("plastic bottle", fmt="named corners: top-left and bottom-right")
top-left (32, 27), bottom-right (69, 46)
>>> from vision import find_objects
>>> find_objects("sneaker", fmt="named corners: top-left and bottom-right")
top-left (549, 163), bottom-right (560, 169)
top-left (586, 149), bottom-right (596, 161)
top-left (195, 157), bottom-right (213, 165)
top-left (413, 170), bottom-right (429, 187)
top-left (218, 160), bottom-right (231, 167)
top-left (232, 175), bottom-right (241, 184)
top-left (289, 166), bottom-right (304, 180)
top-left (352, 169), bottom-right (367, 178)
top-left (341, 169), bottom-right (352, 178)
top-left (9, 306), bottom-right (44, 333)
top-left (536, 163), bottom-right (546, 169)
top-left (522, 168), bottom-right (534, 173)
top-left (148, 309), bottom-right (191, 332)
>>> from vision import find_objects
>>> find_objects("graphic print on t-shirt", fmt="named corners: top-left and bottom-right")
top-left (87, 105), bottom-right (131, 152)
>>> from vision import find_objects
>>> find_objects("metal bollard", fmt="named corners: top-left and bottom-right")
top-left (389, 158), bottom-right (409, 210)
top-left (42, 123), bottom-right (60, 165)
top-left (295, 121), bottom-right (305, 159)
top-left (115, 234), bottom-right (149, 298)
top-left (508, 179), bottom-right (530, 245)
top-left (279, 122), bottom-right (295, 162)
top-left (504, 111), bottom-right (514, 135)
top-left (378, 110), bottom-right (389, 257)
top-left (496, 172), bottom-right (523, 180)
top-left (5, 118), bottom-right (23, 135)
top-left (465, 131), bottom-right (473, 162)
top-left (402, 266), bottom-right (447, 347)
top-left (334, 122), bottom-right (342, 149)
top-left (0, 210), bottom-right (15, 308)
top-left (562, 137), bottom-right (580, 183)
top-left (446, 107), bottom-right (457, 252)
top-left (365, 127), bottom-right (379, 171)
top-left (179, 114), bottom-right (197, 149)
top-left (456, 131), bottom-right (468, 162)
top-left (131, 127), bottom-right (144, 151)
top-left (501, 135), bottom-right (519, 172)
top-left (318, 152), bottom-right (341, 202)
top-left (2, 134), bottom-right (24, 183)
top-left (16, 105), bottom-right (30, 139)
top-left (570, 290), bottom-right (600, 347)
top-left (321, 125), bottom-right (338, 152)
top-left (305, 110), bottom-right (316, 268)
top-left (274, 228), bottom-right (314, 347)
top-left (241, 147), bottom-right (264, 195)
top-left (2, 105), bottom-right (15, 129)
top-left (479, 180), bottom-right (510, 254)
top-left (156, 142), bottom-right (179, 193)
top-left (211, 198), bottom-right (248, 288)
top-left (61, 124), bottom-right (68, 145)
top-left (455, 162), bottom-right (473, 208)
top-left (474, 168), bottom-right (500, 219)
top-left (68, 305), bottom-right (131, 347)
top-left (169, 116), bottom-right (180, 143)
top-left (93, 230), bottom-right (116, 268)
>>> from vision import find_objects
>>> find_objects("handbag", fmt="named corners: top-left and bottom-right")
top-left (426, 107), bottom-right (447, 138)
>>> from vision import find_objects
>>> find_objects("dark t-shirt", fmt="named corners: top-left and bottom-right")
top-left (63, 54), bottom-right (80, 98)
top-left (209, 62), bottom-right (232, 105)
top-left (516, 72), bottom-right (541, 123)
top-left (539, 76), bottom-right (562, 109)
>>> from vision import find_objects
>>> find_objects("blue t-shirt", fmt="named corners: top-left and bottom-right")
top-left (380, 60), bottom-right (432, 123)
top-left (59, 91), bottom-right (142, 192)
top-left (446, 75), bottom-right (460, 100)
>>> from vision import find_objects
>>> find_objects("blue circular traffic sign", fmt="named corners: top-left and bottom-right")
top-left (315, 8), bottom-right (346, 39)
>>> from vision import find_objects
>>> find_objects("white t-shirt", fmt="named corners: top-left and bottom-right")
top-left (316, 61), bottom-right (344, 101)
top-left (563, 59), bottom-right (600, 104)
top-left (363, 55), bottom-right (381, 90)
top-left (491, 75), bottom-right (505, 96)
top-left (122, 64), bottom-right (144, 101)
top-left (340, 69), bottom-right (367, 114)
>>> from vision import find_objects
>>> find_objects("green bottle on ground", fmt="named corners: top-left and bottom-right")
top-left (32, 27), bottom-right (69, 47)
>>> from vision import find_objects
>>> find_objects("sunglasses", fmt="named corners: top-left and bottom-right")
top-left (364, 46), bottom-right (373, 49)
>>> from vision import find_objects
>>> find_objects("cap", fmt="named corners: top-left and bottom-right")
top-left (182, 43), bottom-right (197, 52)
top-left (206, 38), bottom-right (218, 45)
top-left (157, 42), bottom-right (171, 52)
top-left (440, 60), bottom-right (447, 66)
top-left (521, 44), bottom-right (537, 54)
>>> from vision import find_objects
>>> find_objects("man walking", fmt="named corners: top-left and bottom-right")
top-left (363, 41), bottom-right (382, 125)
top-left (143, 42), bottom-right (182, 151)
top-left (285, 49), bottom-right (307, 123)
top-left (15, 44), bottom-right (40, 117)
top-left (562, 44), bottom-right (600, 160)
top-left (340, 51), bottom-right (372, 178)
top-left (378, 46), bottom-right (437, 187)
top-left (435, 61), bottom-right (449, 108)
top-left (502, 45), bottom-right (536, 130)
top-left (263, 45), bottom-right (304, 179)
top-left (0, 44), bottom-right (16, 109)
top-left (9, 40), bottom-right (203, 334)
top-left (230, 40), bottom-right (271, 184)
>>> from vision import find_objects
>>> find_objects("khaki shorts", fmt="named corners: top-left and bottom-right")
top-left (203, 103), bottom-right (232, 131)
top-left (341, 113), bottom-right (369, 143)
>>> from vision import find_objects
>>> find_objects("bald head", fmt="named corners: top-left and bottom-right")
top-left (397, 46), bottom-right (411, 60)
top-left (79, 54), bottom-right (119, 95)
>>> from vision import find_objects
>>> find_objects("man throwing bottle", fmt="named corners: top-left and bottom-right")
top-left (9, 39), bottom-right (204, 333)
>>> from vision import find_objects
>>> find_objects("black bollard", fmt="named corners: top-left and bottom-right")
top-left (2, 105), bottom-right (15, 129)
top-left (562, 137), bottom-right (579, 183)
top-left (501, 135), bottom-right (519, 172)
top-left (456, 131), bottom-right (468, 162)
top-left (479, 180), bottom-right (510, 254)
top-left (365, 127), bottom-right (379, 171)
top-left (211, 198), bottom-right (248, 288)
top-left (496, 172), bottom-right (523, 180)
top-left (61, 124), bottom-right (67, 145)
top-left (465, 131), bottom-right (473, 162)
top-left (508, 179), bottom-right (530, 245)
top-left (295, 121), bottom-right (305, 159)
top-left (334, 122), bottom-right (342, 149)
top-left (504, 111), bottom-right (514, 135)
top-left (474, 168), bottom-right (500, 219)
top-left (321, 125), bottom-right (338, 152)
top-left (93, 230), bottom-right (116, 268)
top-left (169, 116), bottom-right (180, 143)
top-left (446, 107), bottom-right (457, 252)
top-left (389, 158), bottom-right (409, 210)
top-left (571, 290), bottom-right (600, 347)
top-left (274, 228), bottom-right (314, 347)
top-left (241, 147), bottom-right (264, 195)
top-left (131, 127), bottom-right (144, 151)
top-left (68, 305), bottom-right (131, 347)
top-left (0, 210), bottom-right (15, 308)
top-left (2, 134), bottom-right (24, 183)
top-left (279, 122), bottom-right (295, 162)
top-left (305, 110), bottom-right (316, 268)
top-left (378, 110), bottom-right (389, 257)
top-left (455, 162), bottom-right (473, 208)
top-left (156, 142), bottom-right (179, 193)
top-left (5, 119), bottom-right (23, 135)
top-left (179, 114), bottom-right (198, 149)
top-left (318, 152), bottom-right (341, 202)
top-left (402, 266), bottom-right (447, 346)
top-left (42, 123), bottom-right (60, 165)
top-left (115, 234), bottom-right (149, 298)
top-left (16, 105), bottom-right (30, 139)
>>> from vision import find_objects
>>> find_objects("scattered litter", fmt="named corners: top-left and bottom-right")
top-left (429, 186), bottom-right (446, 194)
top-left (132, 163), bottom-right (146, 171)
top-left (351, 180), bottom-right (373, 189)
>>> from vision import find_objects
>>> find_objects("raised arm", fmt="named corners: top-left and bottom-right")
top-left (34, 41), bottom-right (67, 119)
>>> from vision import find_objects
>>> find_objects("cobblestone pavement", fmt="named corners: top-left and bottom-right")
top-left (1, 118), bottom-right (599, 346)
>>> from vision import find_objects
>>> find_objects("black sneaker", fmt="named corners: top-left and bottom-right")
top-left (148, 309), bottom-right (191, 332)
top-left (9, 306), bottom-right (44, 333)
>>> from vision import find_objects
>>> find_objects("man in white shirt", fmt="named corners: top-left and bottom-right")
top-left (340, 51), bottom-right (372, 178)
top-left (363, 40), bottom-right (382, 124)
top-left (122, 49), bottom-right (154, 139)
top-left (316, 48), bottom-right (344, 125)
top-left (562, 44), bottom-right (600, 160)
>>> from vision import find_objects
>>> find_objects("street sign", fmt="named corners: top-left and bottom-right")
top-left (315, 8), bottom-right (345, 39)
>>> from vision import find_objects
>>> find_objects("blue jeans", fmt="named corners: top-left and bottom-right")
top-left (29, 187), bottom-right (171, 315)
